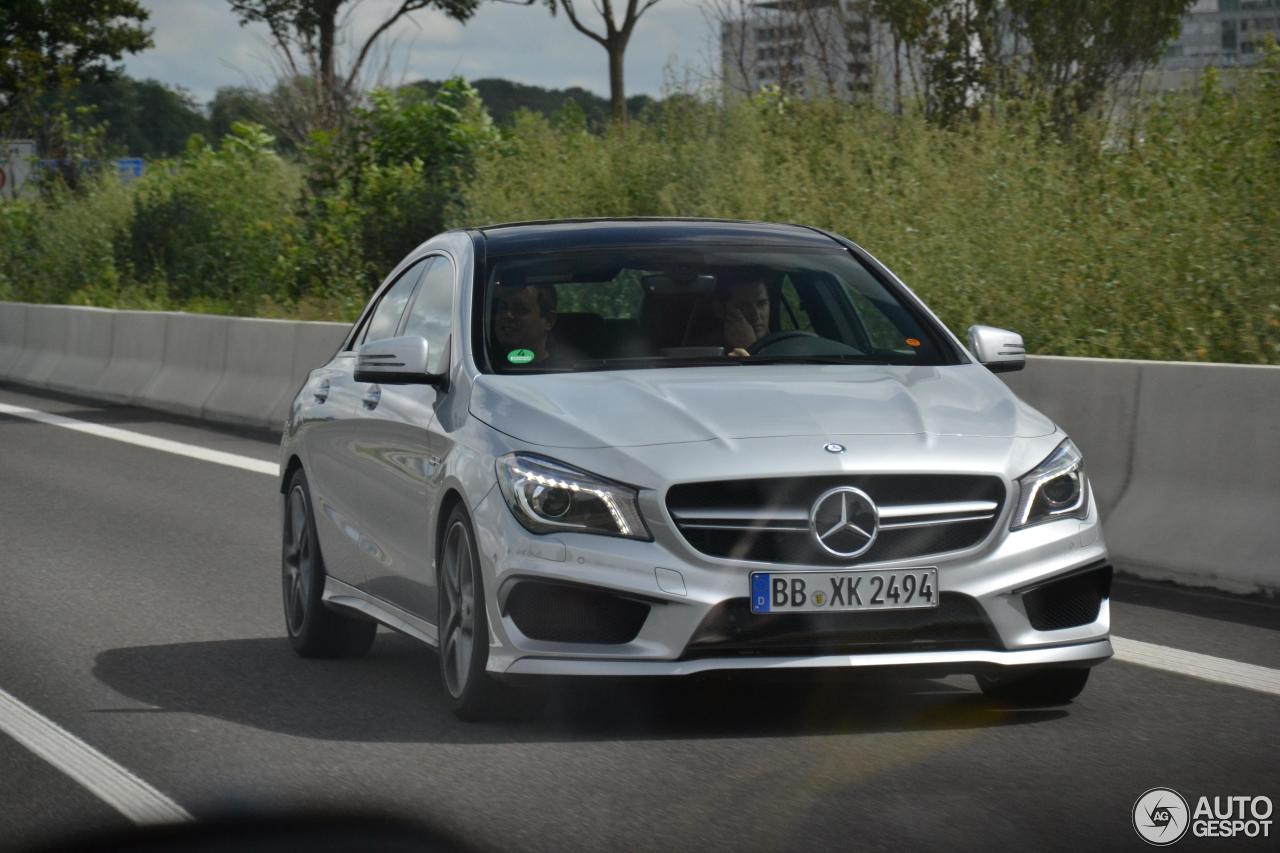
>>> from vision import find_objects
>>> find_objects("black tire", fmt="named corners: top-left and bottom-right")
top-left (282, 468), bottom-right (377, 658)
top-left (976, 667), bottom-right (1091, 706)
top-left (437, 504), bottom-right (501, 721)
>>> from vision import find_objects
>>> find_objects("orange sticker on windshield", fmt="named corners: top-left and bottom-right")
top-left (905, 337), bottom-right (921, 348)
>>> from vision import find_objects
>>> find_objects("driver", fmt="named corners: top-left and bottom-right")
top-left (711, 270), bottom-right (771, 357)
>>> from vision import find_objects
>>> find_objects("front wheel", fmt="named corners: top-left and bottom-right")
top-left (282, 468), bottom-right (377, 658)
top-left (437, 504), bottom-right (501, 720)
top-left (976, 667), bottom-right (1091, 706)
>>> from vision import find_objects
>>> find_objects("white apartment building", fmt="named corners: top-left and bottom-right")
top-left (720, 0), bottom-right (1279, 105)
top-left (720, 1), bottom-right (888, 102)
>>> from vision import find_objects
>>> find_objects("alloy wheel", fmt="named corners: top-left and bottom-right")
top-left (283, 484), bottom-right (313, 637)
top-left (440, 519), bottom-right (477, 698)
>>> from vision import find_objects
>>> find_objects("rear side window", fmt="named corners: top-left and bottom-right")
top-left (401, 256), bottom-right (454, 375)
top-left (360, 260), bottom-right (426, 346)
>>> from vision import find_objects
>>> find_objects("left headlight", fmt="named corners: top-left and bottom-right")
top-left (496, 453), bottom-right (651, 540)
top-left (1011, 439), bottom-right (1090, 530)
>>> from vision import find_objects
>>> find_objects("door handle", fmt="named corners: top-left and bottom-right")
top-left (314, 379), bottom-right (330, 403)
top-left (362, 385), bottom-right (382, 410)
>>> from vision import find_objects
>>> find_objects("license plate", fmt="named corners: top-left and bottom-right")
top-left (750, 568), bottom-right (938, 613)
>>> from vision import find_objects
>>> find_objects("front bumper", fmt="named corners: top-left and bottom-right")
top-left (470, 480), bottom-right (1112, 678)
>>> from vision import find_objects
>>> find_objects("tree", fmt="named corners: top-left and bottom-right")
top-left (0, 0), bottom-right (152, 130)
top-left (72, 76), bottom-right (209, 157)
top-left (865, 0), bottom-right (1194, 131)
top-left (210, 86), bottom-right (271, 142)
top-left (538, 0), bottom-right (666, 123)
top-left (226, 0), bottom-right (481, 138)
top-left (1008, 0), bottom-right (1195, 132)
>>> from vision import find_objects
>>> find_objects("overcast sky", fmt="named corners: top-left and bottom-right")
top-left (122, 0), bottom-right (717, 106)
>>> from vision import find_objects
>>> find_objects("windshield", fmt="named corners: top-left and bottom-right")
top-left (478, 246), bottom-right (958, 373)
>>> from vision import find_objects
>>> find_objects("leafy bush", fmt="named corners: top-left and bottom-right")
top-left (342, 79), bottom-right (497, 275)
top-left (458, 60), bottom-right (1280, 364)
top-left (124, 122), bottom-right (302, 313)
top-left (3, 63), bottom-right (1276, 365)
top-left (0, 171), bottom-right (133, 304)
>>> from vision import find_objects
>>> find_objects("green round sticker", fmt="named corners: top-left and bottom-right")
top-left (507, 348), bottom-right (535, 365)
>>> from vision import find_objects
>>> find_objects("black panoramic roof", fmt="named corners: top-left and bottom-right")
top-left (473, 218), bottom-right (841, 256)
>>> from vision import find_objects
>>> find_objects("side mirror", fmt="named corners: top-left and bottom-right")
top-left (354, 335), bottom-right (443, 385)
top-left (967, 325), bottom-right (1026, 373)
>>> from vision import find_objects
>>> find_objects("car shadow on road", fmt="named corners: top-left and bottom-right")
top-left (92, 632), bottom-right (1067, 744)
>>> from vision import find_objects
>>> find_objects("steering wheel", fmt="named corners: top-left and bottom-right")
top-left (746, 329), bottom-right (818, 356)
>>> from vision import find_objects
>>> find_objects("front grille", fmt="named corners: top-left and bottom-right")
top-left (667, 475), bottom-right (1005, 566)
top-left (504, 581), bottom-right (650, 644)
top-left (684, 593), bottom-right (999, 657)
top-left (1022, 563), bottom-right (1112, 631)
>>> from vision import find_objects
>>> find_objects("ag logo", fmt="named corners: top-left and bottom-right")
top-left (1133, 788), bottom-right (1190, 845)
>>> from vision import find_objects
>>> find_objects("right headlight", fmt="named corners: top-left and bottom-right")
top-left (1011, 439), bottom-right (1089, 530)
top-left (495, 452), bottom-right (651, 540)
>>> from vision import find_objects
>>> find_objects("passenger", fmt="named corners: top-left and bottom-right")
top-left (710, 271), bottom-right (771, 357)
top-left (494, 283), bottom-right (558, 364)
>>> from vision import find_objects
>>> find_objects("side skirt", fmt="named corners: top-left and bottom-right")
top-left (322, 577), bottom-right (439, 647)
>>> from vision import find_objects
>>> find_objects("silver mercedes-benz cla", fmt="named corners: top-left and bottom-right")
top-left (278, 219), bottom-right (1111, 719)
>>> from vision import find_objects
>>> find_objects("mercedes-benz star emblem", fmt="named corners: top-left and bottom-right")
top-left (824, 443), bottom-right (846, 454)
top-left (810, 486), bottom-right (879, 558)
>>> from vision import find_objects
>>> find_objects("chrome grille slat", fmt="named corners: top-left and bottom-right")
top-left (666, 475), bottom-right (1005, 566)
top-left (878, 513), bottom-right (996, 530)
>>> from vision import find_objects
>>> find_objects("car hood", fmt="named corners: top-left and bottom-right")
top-left (468, 363), bottom-right (1056, 449)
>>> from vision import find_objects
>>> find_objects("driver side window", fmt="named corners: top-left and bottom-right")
top-left (359, 260), bottom-right (427, 347)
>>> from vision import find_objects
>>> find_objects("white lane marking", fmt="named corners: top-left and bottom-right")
top-left (0, 401), bottom-right (278, 476)
top-left (1112, 636), bottom-right (1280, 697)
top-left (0, 686), bottom-right (192, 824)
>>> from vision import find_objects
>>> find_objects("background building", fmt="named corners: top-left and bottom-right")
top-left (720, 1), bottom-right (883, 102)
top-left (721, 0), bottom-right (1280, 106)
top-left (1145, 0), bottom-right (1280, 91)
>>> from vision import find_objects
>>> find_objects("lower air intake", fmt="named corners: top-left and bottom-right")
top-left (1022, 563), bottom-right (1112, 631)
top-left (504, 581), bottom-right (650, 644)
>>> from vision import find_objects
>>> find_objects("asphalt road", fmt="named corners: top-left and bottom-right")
top-left (0, 383), bottom-right (1277, 853)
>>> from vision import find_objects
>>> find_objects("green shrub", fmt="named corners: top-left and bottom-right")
top-left (124, 123), bottom-right (302, 313)
top-left (343, 79), bottom-right (498, 276)
top-left (459, 61), bottom-right (1280, 364)
top-left (0, 171), bottom-right (133, 304)
top-left (4, 63), bottom-right (1275, 365)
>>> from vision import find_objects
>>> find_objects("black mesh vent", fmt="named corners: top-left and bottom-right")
top-left (1022, 564), bottom-right (1112, 631)
top-left (504, 582), bottom-right (650, 644)
top-left (667, 475), bottom-right (1005, 566)
top-left (684, 593), bottom-right (999, 657)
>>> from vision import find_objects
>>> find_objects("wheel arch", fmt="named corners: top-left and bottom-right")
top-left (435, 488), bottom-right (468, 565)
top-left (280, 454), bottom-right (304, 493)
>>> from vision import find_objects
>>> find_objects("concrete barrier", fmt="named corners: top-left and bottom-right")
top-left (292, 322), bottom-right (348, 382)
top-left (0, 302), bottom-right (26, 380)
top-left (46, 307), bottom-right (114, 396)
top-left (1104, 362), bottom-right (1280, 595)
top-left (93, 310), bottom-right (169, 404)
top-left (137, 312), bottom-right (229, 418)
top-left (8, 304), bottom-right (68, 388)
top-left (203, 317), bottom-right (301, 431)
top-left (1002, 356), bottom-right (1142, 517)
top-left (1, 301), bottom-right (1275, 596)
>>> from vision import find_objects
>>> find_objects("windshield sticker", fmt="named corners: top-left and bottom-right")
top-left (507, 348), bottom-right (535, 364)
top-left (905, 338), bottom-right (922, 348)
